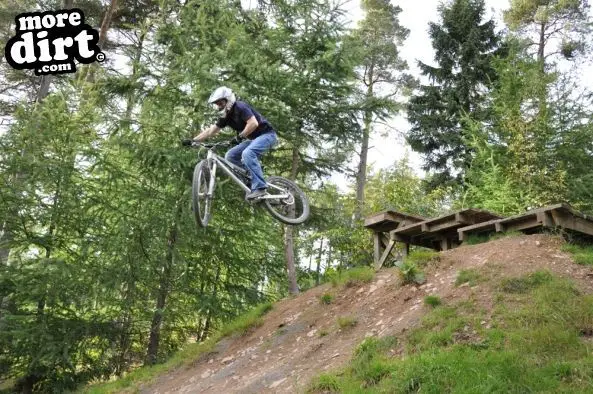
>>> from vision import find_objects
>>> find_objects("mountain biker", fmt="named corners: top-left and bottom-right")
top-left (192, 86), bottom-right (278, 200)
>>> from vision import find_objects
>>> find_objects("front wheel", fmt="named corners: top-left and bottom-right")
top-left (263, 176), bottom-right (310, 225)
top-left (192, 160), bottom-right (213, 227)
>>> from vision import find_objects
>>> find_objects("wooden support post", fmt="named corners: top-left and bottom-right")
top-left (495, 222), bottom-right (504, 232)
top-left (403, 243), bottom-right (410, 258)
top-left (373, 233), bottom-right (383, 266)
top-left (440, 237), bottom-right (451, 251)
top-left (537, 211), bottom-right (554, 227)
top-left (376, 239), bottom-right (395, 271)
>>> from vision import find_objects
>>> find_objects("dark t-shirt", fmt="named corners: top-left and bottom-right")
top-left (215, 101), bottom-right (274, 140)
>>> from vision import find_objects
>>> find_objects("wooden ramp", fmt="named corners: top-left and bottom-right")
top-left (364, 210), bottom-right (426, 271)
top-left (365, 203), bottom-right (593, 271)
top-left (458, 203), bottom-right (593, 241)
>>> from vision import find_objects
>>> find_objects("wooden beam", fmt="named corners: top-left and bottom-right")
top-left (373, 233), bottom-right (383, 266)
top-left (376, 239), bottom-right (395, 271)
top-left (440, 237), bottom-right (451, 251)
top-left (551, 209), bottom-right (593, 236)
top-left (455, 212), bottom-right (475, 225)
top-left (503, 217), bottom-right (541, 232)
top-left (495, 222), bottom-right (505, 232)
top-left (424, 220), bottom-right (465, 233)
top-left (537, 211), bottom-right (554, 227)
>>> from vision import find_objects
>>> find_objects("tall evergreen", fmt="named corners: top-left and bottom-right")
top-left (348, 0), bottom-right (412, 221)
top-left (406, 0), bottom-right (502, 189)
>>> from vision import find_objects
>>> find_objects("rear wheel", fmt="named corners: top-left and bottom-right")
top-left (263, 176), bottom-right (309, 225)
top-left (192, 160), bottom-right (213, 227)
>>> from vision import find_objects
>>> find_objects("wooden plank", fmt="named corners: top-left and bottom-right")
top-left (364, 210), bottom-right (426, 229)
top-left (551, 208), bottom-right (593, 236)
top-left (455, 212), bottom-right (475, 225)
top-left (425, 219), bottom-right (465, 233)
top-left (502, 217), bottom-right (542, 232)
top-left (393, 222), bottom-right (425, 236)
top-left (537, 211), bottom-right (554, 227)
top-left (457, 218), bottom-right (500, 233)
top-left (364, 212), bottom-right (392, 228)
top-left (376, 239), bottom-right (395, 271)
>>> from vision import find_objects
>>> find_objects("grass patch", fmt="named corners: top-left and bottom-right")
top-left (307, 373), bottom-right (341, 393)
top-left (396, 260), bottom-right (425, 285)
top-left (424, 295), bottom-right (442, 307)
top-left (331, 266), bottom-right (375, 288)
top-left (464, 231), bottom-right (523, 246)
top-left (219, 302), bottom-right (273, 337)
top-left (464, 233), bottom-right (491, 245)
top-left (80, 302), bottom-right (273, 393)
top-left (319, 330), bottom-right (329, 337)
top-left (320, 293), bottom-right (333, 305)
top-left (406, 249), bottom-right (439, 267)
top-left (311, 273), bottom-right (593, 392)
top-left (337, 316), bottom-right (358, 329)
top-left (562, 243), bottom-right (593, 266)
top-left (500, 270), bottom-right (553, 293)
top-left (455, 268), bottom-right (484, 287)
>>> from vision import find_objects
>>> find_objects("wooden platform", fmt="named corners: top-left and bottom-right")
top-left (458, 203), bottom-right (593, 241)
top-left (391, 209), bottom-right (502, 251)
top-left (364, 203), bottom-right (593, 271)
top-left (364, 210), bottom-right (426, 271)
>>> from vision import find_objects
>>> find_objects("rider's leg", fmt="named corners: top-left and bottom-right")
top-left (224, 140), bottom-right (251, 168)
top-left (241, 132), bottom-right (278, 192)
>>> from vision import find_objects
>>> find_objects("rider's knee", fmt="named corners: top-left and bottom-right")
top-left (241, 149), bottom-right (257, 163)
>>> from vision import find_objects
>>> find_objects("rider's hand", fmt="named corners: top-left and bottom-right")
top-left (231, 135), bottom-right (244, 145)
top-left (181, 139), bottom-right (193, 147)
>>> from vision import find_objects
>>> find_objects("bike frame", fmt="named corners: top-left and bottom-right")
top-left (202, 146), bottom-right (291, 200)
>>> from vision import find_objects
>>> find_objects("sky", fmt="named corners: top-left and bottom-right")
top-left (329, 0), bottom-right (512, 191)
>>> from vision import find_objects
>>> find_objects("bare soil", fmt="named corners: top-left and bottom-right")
top-left (142, 234), bottom-right (593, 393)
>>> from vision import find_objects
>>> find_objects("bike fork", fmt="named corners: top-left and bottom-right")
top-left (208, 160), bottom-right (217, 197)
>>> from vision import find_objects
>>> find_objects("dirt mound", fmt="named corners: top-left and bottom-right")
top-left (143, 234), bottom-right (593, 393)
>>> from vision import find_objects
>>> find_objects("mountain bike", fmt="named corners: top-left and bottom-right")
top-left (186, 139), bottom-right (310, 227)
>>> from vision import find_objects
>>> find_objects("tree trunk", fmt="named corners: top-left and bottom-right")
top-left (283, 147), bottom-right (300, 295)
top-left (85, 0), bottom-right (119, 83)
top-left (537, 22), bottom-right (546, 74)
top-left (316, 238), bottom-right (324, 286)
top-left (354, 64), bottom-right (374, 222)
top-left (198, 266), bottom-right (221, 342)
top-left (145, 200), bottom-right (183, 365)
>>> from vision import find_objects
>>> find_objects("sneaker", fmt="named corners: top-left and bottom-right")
top-left (246, 188), bottom-right (267, 200)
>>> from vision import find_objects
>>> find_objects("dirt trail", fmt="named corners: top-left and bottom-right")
top-left (143, 234), bottom-right (593, 393)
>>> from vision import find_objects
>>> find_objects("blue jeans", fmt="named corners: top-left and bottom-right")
top-left (225, 132), bottom-right (277, 191)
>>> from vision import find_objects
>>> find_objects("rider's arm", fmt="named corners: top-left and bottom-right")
top-left (239, 116), bottom-right (259, 138)
top-left (194, 124), bottom-right (221, 142)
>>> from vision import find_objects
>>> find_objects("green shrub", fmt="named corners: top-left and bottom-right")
top-left (456, 269), bottom-right (483, 287)
top-left (320, 293), bottom-right (333, 304)
top-left (424, 295), bottom-right (442, 307)
top-left (337, 316), bottom-right (357, 329)
top-left (396, 260), bottom-right (425, 285)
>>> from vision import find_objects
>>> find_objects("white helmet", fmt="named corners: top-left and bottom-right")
top-left (208, 86), bottom-right (236, 117)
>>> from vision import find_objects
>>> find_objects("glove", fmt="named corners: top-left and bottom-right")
top-left (181, 139), bottom-right (193, 147)
top-left (231, 135), bottom-right (245, 145)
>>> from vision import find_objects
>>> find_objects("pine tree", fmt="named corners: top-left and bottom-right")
top-left (406, 0), bottom-right (502, 189)
top-left (348, 0), bottom-right (412, 221)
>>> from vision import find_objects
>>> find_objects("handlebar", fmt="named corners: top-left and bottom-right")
top-left (182, 139), bottom-right (234, 149)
